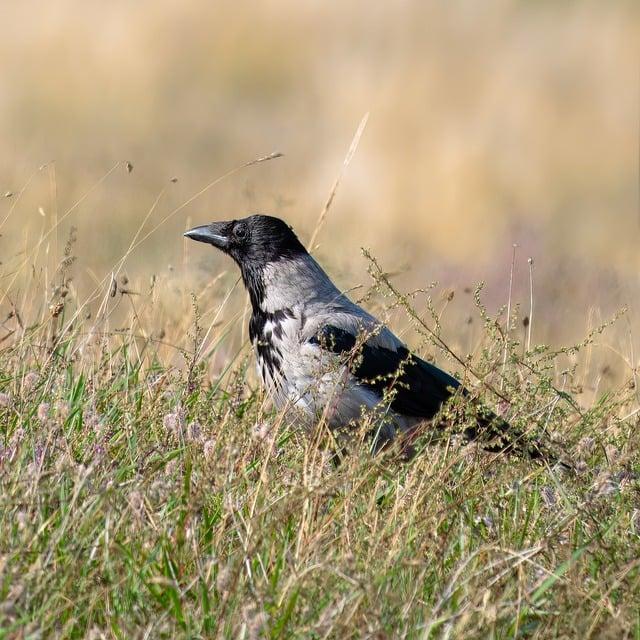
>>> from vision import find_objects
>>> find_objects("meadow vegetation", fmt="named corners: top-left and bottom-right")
top-left (0, 198), bottom-right (638, 637)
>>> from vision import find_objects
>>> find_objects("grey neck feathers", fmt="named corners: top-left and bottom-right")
top-left (247, 254), bottom-right (343, 314)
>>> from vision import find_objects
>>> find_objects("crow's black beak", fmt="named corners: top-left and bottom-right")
top-left (183, 223), bottom-right (230, 249)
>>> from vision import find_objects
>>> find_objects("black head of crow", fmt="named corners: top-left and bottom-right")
top-left (185, 214), bottom-right (557, 463)
top-left (185, 216), bottom-right (307, 308)
top-left (184, 215), bottom-right (305, 266)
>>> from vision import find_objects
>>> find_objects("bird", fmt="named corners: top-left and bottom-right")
top-left (184, 214), bottom-right (550, 461)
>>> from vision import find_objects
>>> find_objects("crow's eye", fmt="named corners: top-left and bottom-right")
top-left (233, 224), bottom-right (247, 239)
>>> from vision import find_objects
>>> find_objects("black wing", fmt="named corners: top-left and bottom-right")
top-left (310, 324), bottom-right (552, 461)
top-left (309, 324), bottom-right (461, 420)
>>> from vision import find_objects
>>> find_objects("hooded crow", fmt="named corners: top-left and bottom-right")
top-left (185, 214), bottom-right (548, 460)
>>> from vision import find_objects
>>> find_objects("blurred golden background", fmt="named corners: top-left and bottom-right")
top-left (0, 0), bottom-right (638, 353)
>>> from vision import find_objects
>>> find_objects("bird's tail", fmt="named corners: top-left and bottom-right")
top-left (463, 404), bottom-right (568, 468)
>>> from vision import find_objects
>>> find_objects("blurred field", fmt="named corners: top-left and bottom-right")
top-left (1, 0), bottom-right (638, 344)
top-left (1, 1), bottom-right (640, 638)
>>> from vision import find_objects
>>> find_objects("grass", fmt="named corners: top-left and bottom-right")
top-left (0, 219), bottom-right (639, 639)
